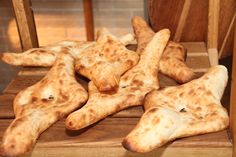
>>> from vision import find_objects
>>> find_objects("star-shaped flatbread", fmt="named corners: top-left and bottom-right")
top-left (74, 30), bottom-right (139, 93)
top-left (0, 52), bottom-right (88, 156)
top-left (122, 65), bottom-right (229, 153)
top-left (65, 29), bottom-right (170, 130)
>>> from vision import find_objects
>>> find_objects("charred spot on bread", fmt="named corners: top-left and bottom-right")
top-left (31, 96), bottom-right (38, 102)
top-left (179, 108), bottom-right (186, 112)
top-left (152, 116), bottom-right (160, 125)
top-left (48, 95), bottom-right (54, 100)
top-left (122, 139), bottom-right (136, 152)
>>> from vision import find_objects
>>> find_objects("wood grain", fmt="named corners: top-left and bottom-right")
top-left (174, 0), bottom-right (192, 42)
top-left (230, 19), bottom-right (236, 157)
top-left (148, 0), bottom-right (208, 42)
top-left (0, 95), bottom-right (15, 119)
top-left (182, 42), bottom-right (207, 53)
top-left (0, 119), bottom-right (232, 157)
top-left (148, 0), bottom-right (235, 57)
top-left (207, 0), bottom-right (220, 66)
top-left (186, 56), bottom-right (210, 69)
top-left (83, 0), bottom-right (94, 41)
top-left (181, 0), bottom-right (208, 42)
top-left (148, 0), bottom-right (185, 40)
top-left (0, 119), bottom-right (231, 148)
top-left (208, 48), bottom-right (219, 66)
top-left (218, 0), bottom-right (236, 58)
top-left (219, 12), bottom-right (236, 58)
top-left (23, 147), bottom-right (232, 157)
top-left (12, 0), bottom-right (39, 50)
top-left (207, 0), bottom-right (220, 49)
top-left (3, 75), bottom-right (44, 94)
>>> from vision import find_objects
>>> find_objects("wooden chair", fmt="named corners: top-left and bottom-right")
top-left (4, 0), bottom-right (236, 156)
top-left (12, 0), bottom-right (94, 51)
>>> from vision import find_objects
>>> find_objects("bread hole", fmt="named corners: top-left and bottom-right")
top-left (121, 85), bottom-right (129, 88)
top-left (48, 95), bottom-right (54, 100)
top-left (42, 95), bottom-right (54, 102)
top-left (179, 108), bottom-right (186, 112)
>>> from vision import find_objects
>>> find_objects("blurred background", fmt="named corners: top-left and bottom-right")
top-left (0, 0), bottom-right (146, 92)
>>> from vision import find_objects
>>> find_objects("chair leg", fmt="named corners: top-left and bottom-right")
top-left (230, 19), bottom-right (236, 157)
top-left (83, 0), bottom-right (95, 41)
top-left (12, 0), bottom-right (39, 50)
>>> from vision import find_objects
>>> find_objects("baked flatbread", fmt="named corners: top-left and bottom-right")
top-left (0, 52), bottom-right (88, 156)
top-left (122, 65), bottom-right (229, 153)
top-left (0, 30), bottom-right (134, 67)
top-left (132, 16), bottom-right (196, 83)
top-left (1, 29), bottom-right (138, 93)
top-left (65, 29), bottom-right (170, 130)
top-left (0, 40), bottom-right (91, 67)
top-left (74, 30), bottom-right (139, 93)
top-left (96, 27), bottom-right (135, 45)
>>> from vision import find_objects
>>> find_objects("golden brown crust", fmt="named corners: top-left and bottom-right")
top-left (65, 29), bottom-right (170, 130)
top-left (0, 40), bottom-right (88, 67)
top-left (0, 52), bottom-right (88, 156)
top-left (123, 65), bottom-right (229, 153)
top-left (1, 30), bottom-right (138, 93)
top-left (132, 16), bottom-right (196, 84)
top-left (74, 32), bottom-right (139, 93)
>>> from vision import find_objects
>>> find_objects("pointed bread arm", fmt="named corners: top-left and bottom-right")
top-left (0, 52), bottom-right (88, 156)
top-left (123, 65), bottom-right (229, 153)
top-left (1, 32), bottom-right (133, 67)
top-left (0, 40), bottom-right (90, 66)
top-left (132, 16), bottom-right (196, 83)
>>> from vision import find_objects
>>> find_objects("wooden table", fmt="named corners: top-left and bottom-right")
top-left (0, 42), bottom-right (232, 157)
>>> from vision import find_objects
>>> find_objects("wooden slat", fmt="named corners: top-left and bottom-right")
top-left (0, 119), bottom-right (231, 157)
top-left (182, 42), bottom-right (209, 72)
top-left (208, 48), bottom-right (219, 66)
top-left (83, 0), bottom-right (94, 41)
top-left (207, 0), bottom-right (220, 49)
top-left (12, 0), bottom-right (39, 50)
top-left (207, 0), bottom-right (220, 66)
top-left (186, 56), bottom-right (210, 69)
top-left (219, 12), bottom-right (236, 58)
top-left (0, 119), bottom-right (232, 147)
top-left (3, 75), bottom-right (44, 94)
top-left (23, 147), bottom-right (233, 157)
top-left (218, 0), bottom-right (236, 58)
top-left (230, 18), bottom-right (236, 157)
top-left (173, 0), bottom-right (192, 42)
top-left (0, 95), bottom-right (15, 119)
top-left (182, 42), bottom-right (207, 53)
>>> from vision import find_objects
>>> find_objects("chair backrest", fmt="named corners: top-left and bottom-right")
top-left (12, 0), bottom-right (95, 51)
top-left (12, 0), bottom-right (38, 51)
top-left (148, 0), bottom-right (235, 64)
